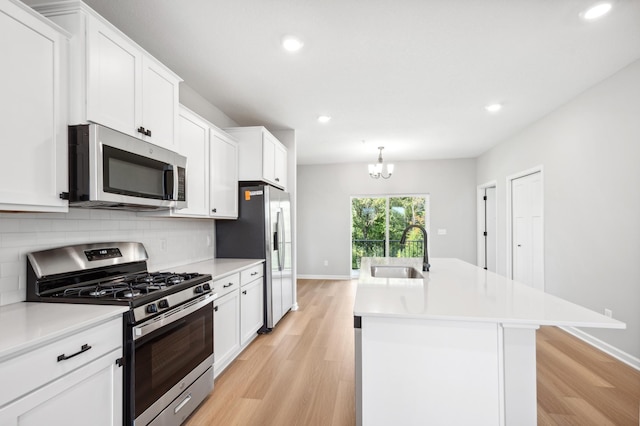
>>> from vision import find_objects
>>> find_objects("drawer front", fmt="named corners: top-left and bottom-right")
top-left (212, 273), bottom-right (240, 298)
top-left (241, 264), bottom-right (264, 286)
top-left (0, 316), bottom-right (122, 407)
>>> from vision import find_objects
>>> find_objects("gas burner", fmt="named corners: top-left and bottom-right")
top-left (89, 289), bottom-right (107, 297)
top-left (119, 289), bottom-right (142, 298)
top-left (166, 275), bottom-right (184, 285)
top-left (134, 274), bottom-right (156, 284)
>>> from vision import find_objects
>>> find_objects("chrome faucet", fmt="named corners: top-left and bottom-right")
top-left (399, 225), bottom-right (430, 271)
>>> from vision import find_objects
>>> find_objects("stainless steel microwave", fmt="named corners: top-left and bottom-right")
top-left (64, 124), bottom-right (187, 210)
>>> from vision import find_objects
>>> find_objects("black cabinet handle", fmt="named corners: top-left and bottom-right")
top-left (212, 208), bottom-right (217, 213)
top-left (275, 177), bottom-right (280, 182)
top-left (223, 283), bottom-right (234, 288)
top-left (214, 306), bottom-right (218, 312)
top-left (251, 272), bottom-right (258, 276)
top-left (137, 127), bottom-right (152, 137)
top-left (57, 344), bottom-right (92, 362)
top-left (242, 290), bottom-right (247, 295)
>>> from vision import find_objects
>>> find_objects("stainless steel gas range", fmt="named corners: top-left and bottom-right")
top-left (26, 242), bottom-right (215, 426)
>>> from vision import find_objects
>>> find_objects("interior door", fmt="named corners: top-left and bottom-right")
top-left (511, 172), bottom-right (543, 290)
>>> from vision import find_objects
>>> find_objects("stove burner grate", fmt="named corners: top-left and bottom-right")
top-left (55, 272), bottom-right (204, 300)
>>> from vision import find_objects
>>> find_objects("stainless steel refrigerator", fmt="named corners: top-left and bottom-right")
top-left (215, 184), bottom-right (293, 331)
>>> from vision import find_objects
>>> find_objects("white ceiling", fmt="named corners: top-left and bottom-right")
top-left (51, 1), bottom-right (640, 164)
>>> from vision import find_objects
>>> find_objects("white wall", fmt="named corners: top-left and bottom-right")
top-left (297, 159), bottom-right (477, 278)
top-left (179, 83), bottom-right (239, 129)
top-left (0, 209), bottom-right (214, 305)
top-left (476, 59), bottom-right (640, 361)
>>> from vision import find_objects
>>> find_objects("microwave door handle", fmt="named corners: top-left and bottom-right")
top-left (163, 165), bottom-right (174, 201)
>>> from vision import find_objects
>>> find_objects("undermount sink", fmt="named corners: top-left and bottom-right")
top-left (370, 265), bottom-right (423, 279)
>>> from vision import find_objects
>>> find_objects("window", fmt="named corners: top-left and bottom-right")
top-left (351, 195), bottom-right (429, 271)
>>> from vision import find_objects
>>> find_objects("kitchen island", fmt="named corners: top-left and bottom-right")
top-left (354, 257), bottom-right (625, 426)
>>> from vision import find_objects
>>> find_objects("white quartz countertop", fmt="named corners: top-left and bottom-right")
top-left (354, 257), bottom-right (625, 329)
top-left (0, 258), bottom-right (263, 362)
top-left (0, 303), bottom-right (128, 361)
top-left (163, 258), bottom-right (264, 279)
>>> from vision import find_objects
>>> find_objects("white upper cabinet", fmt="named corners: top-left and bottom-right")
top-left (145, 106), bottom-right (238, 219)
top-left (86, 16), bottom-right (139, 139)
top-left (0, 0), bottom-right (68, 212)
top-left (140, 56), bottom-right (180, 151)
top-left (34, 1), bottom-right (182, 151)
top-left (224, 126), bottom-right (288, 190)
top-left (173, 106), bottom-right (210, 217)
top-left (209, 128), bottom-right (238, 219)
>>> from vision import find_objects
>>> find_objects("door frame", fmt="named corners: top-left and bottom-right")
top-left (477, 180), bottom-right (497, 270)
top-left (505, 165), bottom-right (544, 286)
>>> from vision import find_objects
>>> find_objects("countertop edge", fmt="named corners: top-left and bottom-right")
top-left (0, 304), bottom-right (129, 362)
top-left (353, 310), bottom-right (627, 329)
top-left (164, 258), bottom-right (265, 280)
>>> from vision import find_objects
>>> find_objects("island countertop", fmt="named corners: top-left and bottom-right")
top-left (354, 257), bottom-right (625, 329)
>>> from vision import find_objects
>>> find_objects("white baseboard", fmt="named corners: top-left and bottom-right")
top-left (297, 274), bottom-right (352, 280)
top-left (560, 326), bottom-right (640, 371)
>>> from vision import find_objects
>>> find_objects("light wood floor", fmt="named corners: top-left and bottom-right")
top-left (186, 279), bottom-right (640, 426)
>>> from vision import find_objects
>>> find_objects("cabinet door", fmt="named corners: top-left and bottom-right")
top-left (261, 132), bottom-right (277, 184)
top-left (87, 17), bottom-right (140, 138)
top-left (210, 129), bottom-right (238, 219)
top-left (141, 56), bottom-right (180, 150)
top-left (0, 349), bottom-right (122, 426)
top-left (213, 290), bottom-right (240, 377)
top-left (274, 143), bottom-right (287, 189)
top-left (0, 0), bottom-right (68, 212)
top-left (240, 278), bottom-right (264, 347)
top-left (175, 108), bottom-right (209, 217)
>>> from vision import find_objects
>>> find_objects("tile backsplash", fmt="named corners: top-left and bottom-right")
top-left (0, 209), bottom-right (215, 305)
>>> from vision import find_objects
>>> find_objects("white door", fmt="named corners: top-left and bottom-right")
top-left (511, 172), bottom-right (543, 290)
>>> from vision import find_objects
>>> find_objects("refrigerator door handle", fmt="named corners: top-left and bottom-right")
top-left (276, 210), bottom-right (284, 271)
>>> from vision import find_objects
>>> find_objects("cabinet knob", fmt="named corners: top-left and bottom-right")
top-left (214, 306), bottom-right (218, 312)
top-left (212, 208), bottom-right (217, 213)
top-left (137, 126), bottom-right (146, 135)
top-left (275, 177), bottom-right (280, 182)
top-left (145, 129), bottom-right (152, 137)
top-left (242, 290), bottom-right (247, 295)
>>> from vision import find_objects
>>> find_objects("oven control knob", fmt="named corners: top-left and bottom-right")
top-left (203, 283), bottom-right (211, 291)
top-left (194, 286), bottom-right (204, 294)
top-left (158, 299), bottom-right (169, 309)
top-left (146, 303), bottom-right (158, 314)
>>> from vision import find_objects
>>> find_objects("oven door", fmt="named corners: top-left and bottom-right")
top-left (131, 294), bottom-right (214, 425)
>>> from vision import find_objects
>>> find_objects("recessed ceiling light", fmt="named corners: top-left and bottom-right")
top-left (317, 115), bottom-right (331, 123)
top-left (485, 103), bottom-right (502, 113)
top-left (282, 36), bottom-right (304, 52)
top-left (580, 2), bottom-right (612, 21)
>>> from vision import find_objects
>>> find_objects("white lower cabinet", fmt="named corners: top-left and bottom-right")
top-left (0, 349), bottom-right (122, 426)
top-left (212, 263), bottom-right (264, 378)
top-left (213, 287), bottom-right (240, 377)
top-left (0, 316), bottom-right (123, 426)
top-left (240, 277), bottom-right (264, 347)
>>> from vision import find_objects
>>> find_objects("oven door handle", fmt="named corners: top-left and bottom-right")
top-left (133, 294), bottom-right (214, 341)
